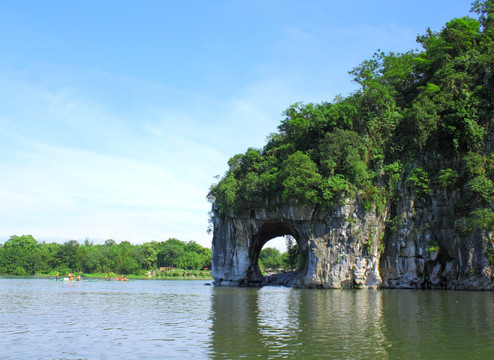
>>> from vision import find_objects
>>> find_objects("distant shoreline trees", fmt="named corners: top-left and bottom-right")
top-left (0, 235), bottom-right (212, 276)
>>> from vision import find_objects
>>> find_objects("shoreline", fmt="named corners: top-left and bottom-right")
top-left (0, 272), bottom-right (213, 281)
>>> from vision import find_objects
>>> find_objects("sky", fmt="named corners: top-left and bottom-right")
top-left (0, 1), bottom-right (474, 250)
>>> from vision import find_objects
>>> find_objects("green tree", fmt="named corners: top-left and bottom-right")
top-left (283, 236), bottom-right (299, 271)
top-left (281, 151), bottom-right (322, 203)
top-left (57, 240), bottom-right (81, 272)
top-left (113, 241), bottom-right (139, 274)
top-left (0, 235), bottom-right (38, 275)
top-left (133, 243), bottom-right (157, 271)
top-left (406, 167), bottom-right (431, 197)
top-left (471, 0), bottom-right (494, 29)
top-left (156, 238), bottom-right (186, 268)
top-left (259, 247), bottom-right (283, 270)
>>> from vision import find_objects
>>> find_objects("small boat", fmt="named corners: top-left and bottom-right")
top-left (62, 277), bottom-right (82, 282)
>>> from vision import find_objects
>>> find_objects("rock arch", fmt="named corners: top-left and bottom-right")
top-left (210, 200), bottom-right (383, 288)
top-left (210, 191), bottom-right (494, 290)
top-left (247, 221), bottom-right (303, 284)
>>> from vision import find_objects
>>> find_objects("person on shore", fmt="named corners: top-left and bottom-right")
top-left (104, 274), bottom-right (108, 281)
top-left (68, 273), bottom-right (73, 281)
top-left (55, 272), bottom-right (59, 281)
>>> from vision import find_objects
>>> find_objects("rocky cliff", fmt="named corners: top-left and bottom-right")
top-left (211, 191), bottom-right (494, 290)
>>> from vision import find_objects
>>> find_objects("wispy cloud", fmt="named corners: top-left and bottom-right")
top-left (0, 72), bottom-right (220, 246)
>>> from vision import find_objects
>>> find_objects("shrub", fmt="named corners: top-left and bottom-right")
top-left (468, 176), bottom-right (494, 202)
top-left (406, 167), bottom-right (431, 197)
top-left (438, 168), bottom-right (458, 188)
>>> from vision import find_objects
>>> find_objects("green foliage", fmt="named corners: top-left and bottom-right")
top-left (468, 175), bottom-right (494, 202)
top-left (471, 0), bottom-right (494, 29)
top-left (319, 128), bottom-right (367, 180)
top-left (281, 151), bottom-right (322, 203)
top-left (363, 237), bottom-right (373, 254)
top-left (470, 208), bottom-right (494, 231)
top-left (486, 248), bottom-right (494, 266)
top-left (361, 183), bottom-right (384, 214)
top-left (0, 235), bottom-right (38, 275)
top-left (209, 3), bottom-right (494, 228)
top-left (426, 241), bottom-right (440, 253)
top-left (0, 236), bottom-right (212, 276)
top-left (383, 161), bottom-right (402, 194)
top-left (388, 215), bottom-right (404, 233)
top-left (283, 236), bottom-right (299, 271)
top-left (322, 174), bottom-right (352, 203)
top-left (438, 168), bottom-right (458, 188)
top-left (406, 167), bottom-right (431, 197)
top-left (463, 151), bottom-right (489, 176)
top-left (258, 247), bottom-right (283, 270)
top-left (457, 207), bottom-right (494, 237)
top-left (210, 172), bottom-right (238, 211)
top-left (154, 268), bottom-right (212, 279)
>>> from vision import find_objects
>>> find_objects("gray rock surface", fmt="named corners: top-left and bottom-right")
top-left (211, 192), bottom-right (494, 290)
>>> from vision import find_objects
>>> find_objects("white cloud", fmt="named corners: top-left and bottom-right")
top-left (0, 138), bottom-right (213, 243)
top-left (0, 72), bottom-right (221, 247)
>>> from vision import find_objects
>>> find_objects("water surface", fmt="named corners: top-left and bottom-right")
top-left (1, 278), bottom-right (493, 359)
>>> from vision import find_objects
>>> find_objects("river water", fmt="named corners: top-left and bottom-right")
top-left (1, 278), bottom-right (493, 359)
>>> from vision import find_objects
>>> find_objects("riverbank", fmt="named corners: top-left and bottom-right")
top-left (0, 269), bottom-right (213, 281)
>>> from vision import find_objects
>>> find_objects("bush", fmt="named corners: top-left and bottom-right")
top-left (406, 167), bottom-right (431, 197)
top-left (438, 168), bottom-right (458, 188)
top-left (468, 176), bottom-right (494, 202)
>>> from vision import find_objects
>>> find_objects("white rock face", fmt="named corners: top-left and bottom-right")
top-left (212, 199), bottom-right (384, 289)
top-left (211, 192), bottom-right (494, 290)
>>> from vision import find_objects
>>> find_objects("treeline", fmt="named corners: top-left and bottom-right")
top-left (0, 235), bottom-right (212, 276)
top-left (209, 1), bottom-right (494, 235)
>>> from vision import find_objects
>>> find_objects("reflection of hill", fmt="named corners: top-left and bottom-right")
top-left (208, 287), bottom-right (387, 358)
top-left (208, 287), bottom-right (265, 358)
top-left (380, 290), bottom-right (494, 359)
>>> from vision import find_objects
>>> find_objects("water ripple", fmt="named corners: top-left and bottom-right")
top-left (2, 278), bottom-right (494, 359)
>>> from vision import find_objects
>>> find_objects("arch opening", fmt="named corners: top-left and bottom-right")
top-left (246, 221), bottom-right (306, 286)
top-left (258, 236), bottom-right (292, 276)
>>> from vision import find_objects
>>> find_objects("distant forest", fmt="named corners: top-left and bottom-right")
top-left (0, 235), bottom-right (212, 276)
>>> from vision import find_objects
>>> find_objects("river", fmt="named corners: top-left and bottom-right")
top-left (1, 278), bottom-right (493, 359)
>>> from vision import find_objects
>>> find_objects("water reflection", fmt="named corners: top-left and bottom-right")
top-left (3, 279), bottom-right (494, 359)
top-left (381, 290), bottom-right (494, 359)
top-left (209, 287), bottom-right (388, 359)
top-left (209, 287), bottom-right (494, 359)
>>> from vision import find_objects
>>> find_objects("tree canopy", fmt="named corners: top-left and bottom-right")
top-left (0, 236), bottom-right (212, 276)
top-left (209, 2), bottom-right (494, 231)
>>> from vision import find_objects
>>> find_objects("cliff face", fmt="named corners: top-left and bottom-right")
top-left (211, 193), bottom-right (494, 290)
top-left (381, 191), bottom-right (494, 290)
top-left (211, 199), bottom-right (384, 289)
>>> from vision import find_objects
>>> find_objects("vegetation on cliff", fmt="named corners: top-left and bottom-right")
top-left (209, 1), bottom-right (494, 237)
top-left (0, 235), bottom-right (212, 276)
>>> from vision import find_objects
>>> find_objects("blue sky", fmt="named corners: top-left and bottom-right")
top-left (0, 1), bottom-right (473, 249)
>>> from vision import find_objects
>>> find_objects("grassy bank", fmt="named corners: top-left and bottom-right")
top-left (27, 269), bottom-right (213, 281)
